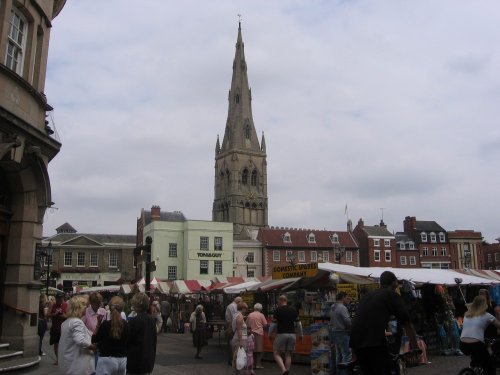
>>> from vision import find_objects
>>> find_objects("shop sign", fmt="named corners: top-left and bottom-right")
top-left (188, 250), bottom-right (232, 261)
top-left (272, 262), bottom-right (318, 279)
top-left (336, 283), bottom-right (359, 301)
top-left (241, 293), bottom-right (254, 306)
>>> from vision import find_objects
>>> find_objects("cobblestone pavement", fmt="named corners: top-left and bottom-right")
top-left (21, 331), bottom-right (471, 375)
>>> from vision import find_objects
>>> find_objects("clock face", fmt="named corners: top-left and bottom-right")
top-left (246, 192), bottom-right (255, 200)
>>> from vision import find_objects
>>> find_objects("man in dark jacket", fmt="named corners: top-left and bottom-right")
top-left (127, 293), bottom-right (157, 375)
top-left (350, 271), bottom-right (417, 375)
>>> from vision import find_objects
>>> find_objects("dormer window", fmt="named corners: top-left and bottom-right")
top-left (439, 232), bottom-right (446, 243)
top-left (408, 242), bottom-right (415, 250)
top-left (331, 234), bottom-right (339, 243)
top-left (399, 242), bottom-right (405, 250)
top-left (430, 232), bottom-right (437, 243)
top-left (283, 232), bottom-right (291, 243)
top-left (307, 233), bottom-right (316, 244)
top-left (421, 232), bottom-right (427, 242)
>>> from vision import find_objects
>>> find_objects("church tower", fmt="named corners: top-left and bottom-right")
top-left (213, 22), bottom-right (268, 240)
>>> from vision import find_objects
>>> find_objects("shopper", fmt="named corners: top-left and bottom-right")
top-left (38, 294), bottom-right (49, 356)
top-left (58, 296), bottom-right (95, 375)
top-left (268, 295), bottom-right (303, 375)
top-left (246, 302), bottom-right (268, 369)
top-left (48, 292), bottom-right (67, 365)
top-left (225, 296), bottom-right (242, 365)
top-left (231, 301), bottom-right (249, 375)
top-left (329, 291), bottom-right (352, 368)
top-left (127, 293), bottom-right (157, 375)
top-left (190, 304), bottom-right (208, 359)
top-left (92, 296), bottom-right (129, 375)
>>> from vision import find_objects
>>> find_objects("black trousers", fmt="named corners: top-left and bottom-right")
top-left (353, 346), bottom-right (391, 375)
top-left (460, 341), bottom-right (495, 375)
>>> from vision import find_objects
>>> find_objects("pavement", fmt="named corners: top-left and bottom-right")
top-left (16, 331), bottom-right (471, 375)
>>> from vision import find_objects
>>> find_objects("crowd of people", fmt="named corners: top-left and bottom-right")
top-left (38, 291), bottom-right (157, 375)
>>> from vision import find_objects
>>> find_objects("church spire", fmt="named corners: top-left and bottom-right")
top-left (215, 134), bottom-right (220, 155)
top-left (220, 21), bottom-right (261, 153)
top-left (261, 131), bottom-right (266, 153)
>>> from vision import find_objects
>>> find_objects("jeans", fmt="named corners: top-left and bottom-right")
top-left (331, 330), bottom-right (352, 364)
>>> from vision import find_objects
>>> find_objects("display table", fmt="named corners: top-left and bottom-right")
top-left (207, 319), bottom-right (226, 345)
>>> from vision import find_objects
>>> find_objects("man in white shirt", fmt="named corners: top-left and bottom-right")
top-left (225, 296), bottom-right (242, 365)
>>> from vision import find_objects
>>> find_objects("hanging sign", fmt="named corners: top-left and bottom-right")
top-left (272, 262), bottom-right (318, 279)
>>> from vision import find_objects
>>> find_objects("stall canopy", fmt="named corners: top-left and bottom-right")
top-left (318, 263), bottom-right (498, 286)
top-left (223, 280), bottom-right (262, 294)
top-left (75, 285), bottom-right (121, 294)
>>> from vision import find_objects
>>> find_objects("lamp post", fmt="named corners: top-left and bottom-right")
top-left (134, 236), bottom-right (153, 295)
top-left (41, 241), bottom-right (54, 295)
top-left (334, 244), bottom-right (345, 263)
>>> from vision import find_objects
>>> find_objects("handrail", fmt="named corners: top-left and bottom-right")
top-left (1, 302), bottom-right (32, 316)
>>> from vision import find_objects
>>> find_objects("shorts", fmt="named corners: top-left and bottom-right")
top-left (254, 334), bottom-right (264, 353)
top-left (49, 331), bottom-right (61, 345)
top-left (273, 333), bottom-right (296, 352)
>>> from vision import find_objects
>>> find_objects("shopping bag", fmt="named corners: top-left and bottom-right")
top-left (236, 347), bottom-right (247, 370)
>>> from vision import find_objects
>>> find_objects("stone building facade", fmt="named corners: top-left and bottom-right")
top-left (0, 0), bottom-right (65, 357)
top-left (448, 229), bottom-right (483, 269)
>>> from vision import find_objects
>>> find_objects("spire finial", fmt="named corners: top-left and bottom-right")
top-left (238, 14), bottom-right (242, 28)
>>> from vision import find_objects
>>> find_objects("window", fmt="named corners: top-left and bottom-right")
top-left (385, 250), bottom-right (391, 262)
top-left (246, 252), bottom-right (254, 263)
top-left (373, 239), bottom-right (380, 247)
top-left (44, 255), bottom-right (53, 266)
top-left (200, 236), bottom-right (209, 250)
top-left (90, 253), bottom-right (98, 267)
top-left (307, 233), bottom-right (316, 243)
top-left (441, 247), bottom-right (447, 256)
top-left (384, 239), bottom-right (391, 247)
top-left (5, 9), bottom-right (27, 74)
top-left (214, 237), bottom-right (223, 250)
top-left (495, 253), bottom-right (499, 262)
top-left (399, 242), bottom-right (405, 250)
top-left (247, 269), bottom-right (255, 277)
top-left (169, 243), bottom-right (177, 257)
top-left (310, 251), bottom-right (317, 262)
top-left (421, 232), bottom-right (427, 242)
top-left (408, 242), bottom-right (415, 250)
top-left (77, 252), bottom-right (85, 267)
top-left (400, 256), bottom-right (407, 266)
top-left (298, 251), bottom-right (305, 262)
top-left (439, 232), bottom-right (446, 242)
top-left (214, 261), bottom-right (223, 275)
top-left (273, 251), bottom-right (280, 262)
top-left (488, 254), bottom-right (492, 262)
top-left (322, 251), bottom-right (329, 262)
top-left (109, 252), bottom-right (118, 268)
top-left (423, 247), bottom-right (429, 256)
top-left (64, 252), bottom-right (72, 267)
top-left (331, 234), bottom-right (339, 243)
top-left (245, 124), bottom-right (250, 139)
top-left (346, 251), bottom-right (352, 262)
top-left (251, 170), bottom-right (257, 186)
top-left (430, 233), bottom-right (437, 243)
top-left (242, 169), bottom-right (248, 185)
top-left (409, 256), bottom-right (416, 266)
top-left (283, 232), bottom-right (291, 242)
top-left (374, 250), bottom-right (381, 262)
top-left (432, 247), bottom-right (438, 256)
top-left (286, 251), bottom-right (294, 261)
top-left (200, 260), bottom-right (208, 274)
top-left (168, 266), bottom-right (177, 280)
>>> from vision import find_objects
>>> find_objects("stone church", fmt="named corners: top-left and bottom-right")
top-left (213, 22), bottom-right (268, 242)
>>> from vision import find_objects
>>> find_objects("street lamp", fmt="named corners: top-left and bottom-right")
top-left (40, 241), bottom-right (54, 295)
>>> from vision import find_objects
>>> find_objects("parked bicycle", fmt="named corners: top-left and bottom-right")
top-left (457, 338), bottom-right (500, 375)
top-left (337, 349), bottom-right (421, 375)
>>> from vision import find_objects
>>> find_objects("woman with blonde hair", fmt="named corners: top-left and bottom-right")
top-left (58, 296), bottom-right (96, 375)
top-left (92, 296), bottom-right (129, 375)
top-left (460, 295), bottom-right (500, 375)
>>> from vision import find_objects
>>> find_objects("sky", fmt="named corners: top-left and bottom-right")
top-left (43, 0), bottom-right (500, 243)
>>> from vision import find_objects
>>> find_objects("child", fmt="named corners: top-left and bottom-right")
top-left (245, 327), bottom-right (255, 375)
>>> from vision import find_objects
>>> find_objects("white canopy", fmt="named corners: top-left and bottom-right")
top-left (318, 263), bottom-right (497, 286)
top-left (223, 280), bottom-right (261, 294)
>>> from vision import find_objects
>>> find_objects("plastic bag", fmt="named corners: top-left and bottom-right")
top-left (236, 347), bottom-right (247, 370)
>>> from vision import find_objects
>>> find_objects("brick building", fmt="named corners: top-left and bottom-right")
top-left (353, 219), bottom-right (396, 267)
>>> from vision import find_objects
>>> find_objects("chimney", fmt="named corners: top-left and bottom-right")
top-left (357, 218), bottom-right (364, 228)
top-left (380, 219), bottom-right (386, 228)
top-left (151, 205), bottom-right (161, 221)
top-left (403, 216), bottom-right (416, 236)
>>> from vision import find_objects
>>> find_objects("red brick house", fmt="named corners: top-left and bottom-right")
top-left (394, 232), bottom-right (420, 268)
top-left (258, 227), bottom-right (359, 276)
top-left (353, 219), bottom-right (396, 267)
top-left (403, 216), bottom-right (451, 269)
top-left (483, 242), bottom-right (500, 270)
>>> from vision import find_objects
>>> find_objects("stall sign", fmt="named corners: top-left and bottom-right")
top-left (241, 293), bottom-right (254, 306)
top-left (272, 262), bottom-right (318, 279)
top-left (336, 283), bottom-right (359, 301)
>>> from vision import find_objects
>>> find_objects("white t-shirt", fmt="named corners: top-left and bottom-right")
top-left (461, 312), bottom-right (495, 342)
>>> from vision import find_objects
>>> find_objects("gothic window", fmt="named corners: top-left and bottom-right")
top-left (236, 94), bottom-right (240, 103)
top-left (251, 170), bottom-right (257, 186)
top-left (245, 124), bottom-right (251, 139)
top-left (242, 169), bottom-right (248, 185)
top-left (226, 169), bottom-right (230, 184)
